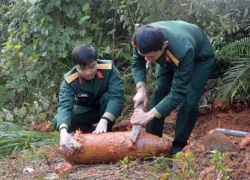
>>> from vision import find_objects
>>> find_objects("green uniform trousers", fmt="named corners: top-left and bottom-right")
top-left (53, 93), bottom-right (114, 133)
top-left (146, 57), bottom-right (215, 154)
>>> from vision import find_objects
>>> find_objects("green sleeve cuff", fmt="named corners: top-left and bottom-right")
top-left (150, 108), bottom-right (162, 118)
top-left (103, 112), bottom-right (116, 122)
top-left (59, 123), bottom-right (69, 131)
top-left (136, 82), bottom-right (146, 89)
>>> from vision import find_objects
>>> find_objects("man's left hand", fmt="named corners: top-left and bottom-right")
top-left (92, 119), bottom-right (108, 134)
top-left (130, 109), bottom-right (154, 127)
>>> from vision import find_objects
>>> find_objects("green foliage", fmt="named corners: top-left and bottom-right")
top-left (0, 122), bottom-right (59, 158)
top-left (219, 37), bottom-right (250, 61)
top-left (0, 93), bottom-right (57, 125)
top-left (0, 86), bottom-right (15, 108)
top-left (120, 72), bottom-right (135, 118)
top-left (205, 0), bottom-right (250, 49)
top-left (218, 37), bottom-right (250, 102)
top-left (145, 156), bottom-right (172, 174)
top-left (0, 0), bottom-right (138, 120)
top-left (118, 156), bottom-right (130, 178)
top-left (1, 0), bottom-right (250, 126)
top-left (218, 58), bottom-right (250, 102)
top-left (0, 0), bottom-right (107, 124)
top-left (174, 152), bottom-right (198, 179)
top-left (199, 0), bottom-right (250, 103)
top-left (144, 152), bottom-right (197, 179)
top-left (118, 156), bottom-right (130, 168)
top-left (210, 150), bottom-right (232, 179)
top-left (0, 0), bottom-right (9, 44)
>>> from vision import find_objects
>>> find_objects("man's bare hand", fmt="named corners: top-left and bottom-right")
top-left (133, 86), bottom-right (148, 109)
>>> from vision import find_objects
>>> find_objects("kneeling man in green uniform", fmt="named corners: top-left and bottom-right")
top-left (53, 45), bottom-right (125, 154)
top-left (130, 21), bottom-right (215, 155)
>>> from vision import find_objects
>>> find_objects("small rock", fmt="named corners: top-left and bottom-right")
top-left (204, 129), bottom-right (239, 152)
top-left (44, 173), bottom-right (59, 180)
top-left (87, 168), bottom-right (97, 175)
top-left (54, 162), bottom-right (74, 175)
top-left (48, 152), bottom-right (57, 160)
top-left (240, 134), bottom-right (250, 149)
top-left (23, 167), bottom-right (34, 173)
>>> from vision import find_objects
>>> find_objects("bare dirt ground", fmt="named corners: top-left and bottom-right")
top-left (0, 100), bottom-right (249, 179)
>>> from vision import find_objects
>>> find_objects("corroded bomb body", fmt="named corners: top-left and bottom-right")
top-left (61, 131), bottom-right (172, 164)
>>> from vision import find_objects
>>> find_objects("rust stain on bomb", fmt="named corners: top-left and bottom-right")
top-left (61, 131), bottom-right (172, 164)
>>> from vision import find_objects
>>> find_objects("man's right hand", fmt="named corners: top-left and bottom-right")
top-left (60, 128), bottom-right (76, 155)
top-left (133, 86), bottom-right (148, 109)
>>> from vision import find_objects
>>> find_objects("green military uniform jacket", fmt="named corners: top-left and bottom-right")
top-left (132, 21), bottom-right (215, 118)
top-left (55, 60), bottom-right (125, 130)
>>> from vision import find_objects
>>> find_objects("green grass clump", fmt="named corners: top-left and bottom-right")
top-left (0, 122), bottom-right (59, 158)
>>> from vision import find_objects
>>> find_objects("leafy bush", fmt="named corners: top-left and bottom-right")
top-left (1, 0), bottom-right (250, 126)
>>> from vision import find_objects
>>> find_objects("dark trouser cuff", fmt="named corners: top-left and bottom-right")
top-left (170, 141), bottom-right (187, 155)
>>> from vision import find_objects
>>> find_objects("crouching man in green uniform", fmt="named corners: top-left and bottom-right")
top-left (130, 21), bottom-right (215, 155)
top-left (53, 45), bottom-right (125, 154)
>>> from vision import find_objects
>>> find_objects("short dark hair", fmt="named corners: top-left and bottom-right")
top-left (134, 25), bottom-right (165, 54)
top-left (72, 45), bottom-right (97, 66)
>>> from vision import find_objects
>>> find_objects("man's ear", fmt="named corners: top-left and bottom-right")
top-left (134, 23), bottom-right (143, 31)
top-left (163, 41), bottom-right (168, 49)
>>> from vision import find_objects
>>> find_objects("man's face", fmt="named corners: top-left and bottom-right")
top-left (139, 50), bottom-right (163, 62)
top-left (138, 41), bottom-right (168, 62)
top-left (76, 61), bottom-right (97, 80)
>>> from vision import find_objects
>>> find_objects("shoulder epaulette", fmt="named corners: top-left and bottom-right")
top-left (166, 50), bottom-right (180, 67)
top-left (97, 63), bottom-right (112, 70)
top-left (65, 72), bottom-right (79, 83)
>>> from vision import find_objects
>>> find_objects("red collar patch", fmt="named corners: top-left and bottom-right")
top-left (165, 54), bottom-right (171, 64)
top-left (96, 71), bottom-right (104, 79)
top-left (78, 76), bottom-right (82, 85)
